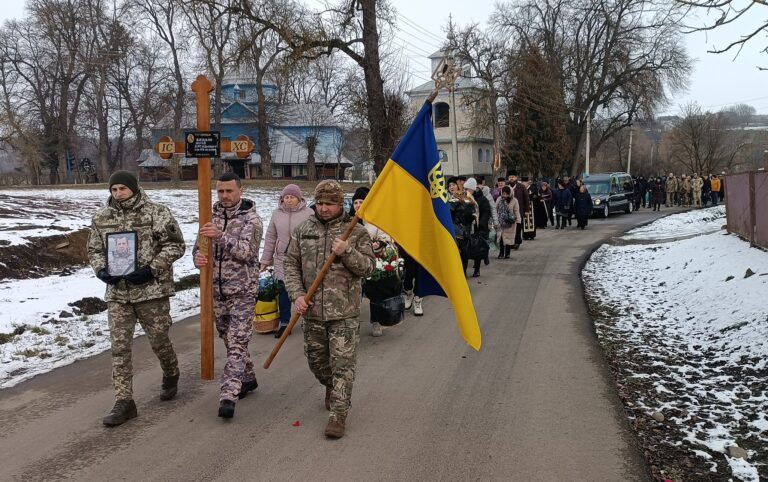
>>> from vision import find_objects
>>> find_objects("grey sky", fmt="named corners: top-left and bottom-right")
top-left (2, 0), bottom-right (766, 116)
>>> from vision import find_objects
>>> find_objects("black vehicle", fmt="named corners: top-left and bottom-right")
top-left (582, 172), bottom-right (635, 217)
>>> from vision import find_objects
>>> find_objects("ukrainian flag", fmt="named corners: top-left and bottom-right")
top-left (356, 101), bottom-right (482, 351)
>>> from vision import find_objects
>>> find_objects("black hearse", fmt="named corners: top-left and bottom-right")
top-left (582, 172), bottom-right (635, 217)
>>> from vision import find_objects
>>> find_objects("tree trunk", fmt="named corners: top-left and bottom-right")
top-left (359, 0), bottom-right (392, 175)
top-left (306, 136), bottom-right (317, 181)
top-left (256, 73), bottom-right (272, 179)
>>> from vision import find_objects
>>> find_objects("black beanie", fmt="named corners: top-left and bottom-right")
top-left (109, 170), bottom-right (139, 195)
top-left (352, 186), bottom-right (369, 203)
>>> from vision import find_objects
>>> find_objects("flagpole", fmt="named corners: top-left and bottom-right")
top-left (263, 214), bottom-right (361, 369)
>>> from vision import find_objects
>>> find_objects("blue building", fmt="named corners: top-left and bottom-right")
top-left (138, 70), bottom-right (352, 180)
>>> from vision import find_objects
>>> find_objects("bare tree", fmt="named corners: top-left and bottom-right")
top-left (128, 0), bottom-right (191, 182)
top-left (677, 0), bottom-right (768, 67)
top-left (666, 102), bottom-right (749, 174)
top-left (494, 0), bottom-right (692, 176)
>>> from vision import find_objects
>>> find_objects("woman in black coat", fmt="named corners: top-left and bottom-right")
top-left (467, 182), bottom-right (491, 277)
top-left (573, 184), bottom-right (593, 229)
top-left (448, 178), bottom-right (477, 277)
top-left (650, 177), bottom-right (664, 211)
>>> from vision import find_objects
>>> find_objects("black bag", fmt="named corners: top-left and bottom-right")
top-left (466, 232), bottom-right (489, 259)
top-left (370, 295), bottom-right (405, 326)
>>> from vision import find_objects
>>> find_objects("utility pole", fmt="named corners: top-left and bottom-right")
top-left (585, 111), bottom-right (591, 177)
top-left (627, 125), bottom-right (633, 175)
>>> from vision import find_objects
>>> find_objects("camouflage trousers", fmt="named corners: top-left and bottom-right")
top-left (302, 317), bottom-right (360, 421)
top-left (108, 297), bottom-right (179, 401)
top-left (693, 191), bottom-right (702, 207)
top-left (214, 295), bottom-right (257, 402)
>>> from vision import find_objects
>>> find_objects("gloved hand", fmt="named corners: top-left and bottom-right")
top-left (97, 269), bottom-right (122, 285)
top-left (124, 266), bottom-right (154, 285)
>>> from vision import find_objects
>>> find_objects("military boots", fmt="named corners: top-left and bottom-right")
top-left (103, 399), bottom-right (138, 427)
top-left (218, 400), bottom-right (236, 419)
top-left (324, 415), bottom-right (345, 439)
top-left (160, 373), bottom-right (179, 401)
top-left (238, 379), bottom-right (258, 399)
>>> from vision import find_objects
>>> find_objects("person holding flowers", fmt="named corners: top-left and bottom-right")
top-left (350, 187), bottom-right (403, 337)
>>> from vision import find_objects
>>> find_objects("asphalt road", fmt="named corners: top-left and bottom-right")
top-left (0, 207), bottom-right (676, 481)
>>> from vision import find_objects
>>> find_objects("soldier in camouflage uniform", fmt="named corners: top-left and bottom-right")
top-left (283, 180), bottom-right (375, 439)
top-left (193, 173), bottom-right (263, 419)
top-left (87, 171), bottom-right (185, 427)
top-left (681, 175), bottom-right (692, 207)
top-left (691, 173), bottom-right (703, 207)
top-left (665, 173), bottom-right (678, 207)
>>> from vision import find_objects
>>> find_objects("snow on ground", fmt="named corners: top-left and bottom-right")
top-left (620, 204), bottom-right (726, 240)
top-left (0, 187), bottom-right (285, 388)
top-left (583, 206), bottom-right (768, 481)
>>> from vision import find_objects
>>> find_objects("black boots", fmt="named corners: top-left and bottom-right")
top-left (274, 325), bottom-right (287, 338)
top-left (160, 373), bottom-right (179, 401)
top-left (472, 267), bottom-right (480, 278)
top-left (218, 400), bottom-right (236, 419)
top-left (103, 399), bottom-right (138, 427)
top-left (238, 379), bottom-right (258, 399)
top-left (504, 246), bottom-right (511, 258)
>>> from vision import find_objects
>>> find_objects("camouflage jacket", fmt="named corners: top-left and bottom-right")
top-left (193, 198), bottom-right (263, 298)
top-left (87, 189), bottom-right (185, 303)
top-left (666, 176), bottom-right (678, 192)
top-left (681, 178), bottom-right (692, 192)
top-left (283, 213), bottom-right (375, 321)
top-left (692, 177), bottom-right (703, 191)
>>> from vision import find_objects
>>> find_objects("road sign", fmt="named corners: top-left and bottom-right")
top-left (185, 131), bottom-right (220, 158)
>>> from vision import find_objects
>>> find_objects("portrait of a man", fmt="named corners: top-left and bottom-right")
top-left (106, 232), bottom-right (138, 276)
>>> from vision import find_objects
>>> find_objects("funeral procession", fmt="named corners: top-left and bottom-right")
top-left (2, 0), bottom-right (768, 481)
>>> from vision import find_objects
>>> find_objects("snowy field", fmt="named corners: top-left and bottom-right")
top-left (0, 187), bottom-right (286, 388)
top-left (583, 206), bottom-right (768, 481)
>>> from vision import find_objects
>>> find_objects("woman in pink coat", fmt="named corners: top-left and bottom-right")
top-left (259, 184), bottom-right (313, 337)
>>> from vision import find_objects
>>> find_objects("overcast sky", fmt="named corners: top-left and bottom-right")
top-left (2, 0), bottom-right (767, 116)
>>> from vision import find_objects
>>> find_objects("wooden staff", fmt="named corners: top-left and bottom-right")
top-left (191, 75), bottom-right (215, 380)
top-left (263, 214), bottom-right (361, 369)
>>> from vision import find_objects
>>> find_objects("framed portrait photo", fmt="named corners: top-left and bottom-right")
top-left (106, 231), bottom-right (138, 276)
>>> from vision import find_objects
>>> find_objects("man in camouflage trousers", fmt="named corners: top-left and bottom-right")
top-left (681, 175), bottom-right (692, 207)
top-left (284, 180), bottom-right (375, 439)
top-left (193, 173), bottom-right (263, 419)
top-left (87, 170), bottom-right (185, 427)
top-left (692, 173), bottom-right (703, 207)
top-left (666, 173), bottom-right (678, 207)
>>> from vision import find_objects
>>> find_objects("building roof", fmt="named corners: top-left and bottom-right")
top-left (407, 77), bottom-right (482, 95)
top-left (249, 130), bottom-right (352, 166)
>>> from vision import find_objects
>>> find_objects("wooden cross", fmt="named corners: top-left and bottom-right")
top-left (153, 74), bottom-right (255, 380)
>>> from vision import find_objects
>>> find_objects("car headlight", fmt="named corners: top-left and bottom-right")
top-left (594, 199), bottom-right (601, 205)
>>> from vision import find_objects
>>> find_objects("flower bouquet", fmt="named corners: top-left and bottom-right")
top-left (363, 240), bottom-right (405, 326)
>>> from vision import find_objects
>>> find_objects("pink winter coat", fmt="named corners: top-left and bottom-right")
top-left (259, 198), bottom-right (313, 281)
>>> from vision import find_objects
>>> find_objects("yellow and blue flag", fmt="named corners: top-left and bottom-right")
top-left (356, 101), bottom-right (482, 351)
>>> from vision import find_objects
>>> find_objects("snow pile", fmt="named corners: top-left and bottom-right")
top-left (620, 204), bottom-right (726, 240)
top-left (583, 207), bottom-right (768, 481)
top-left (0, 187), bottom-right (284, 388)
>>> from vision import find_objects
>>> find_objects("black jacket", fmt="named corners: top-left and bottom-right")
top-left (472, 190), bottom-right (492, 235)
top-left (573, 192), bottom-right (593, 217)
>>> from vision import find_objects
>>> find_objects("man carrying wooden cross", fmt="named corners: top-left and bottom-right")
top-left (283, 180), bottom-right (375, 438)
top-left (193, 172), bottom-right (263, 419)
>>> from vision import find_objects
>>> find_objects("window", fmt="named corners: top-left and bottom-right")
top-left (434, 102), bottom-right (450, 128)
top-left (486, 149), bottom-right (491, 163)
top-left (239, 90), bottom-right (246, 100)
top-left (478, 149), bottom-right (483, 162)
top-left (294, 165), bottom-right (307, 176)
top-left (272, 166), bottom-right (282, 178)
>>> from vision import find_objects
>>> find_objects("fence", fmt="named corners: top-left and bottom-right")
top-left (725, 170), bottom-right (768, 249)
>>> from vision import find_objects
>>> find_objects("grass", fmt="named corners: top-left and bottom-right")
top-left (30, 326), bottom-right (50, 335)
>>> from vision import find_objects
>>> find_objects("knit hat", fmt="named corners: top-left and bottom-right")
top-left (281, 183), bottom-right (302, 200)
top-left (314, 180), bottom-right (344, 205)
top-left (464, 177), bottom-right (478, 192)
top-left (352, 186), bottom-right (369, 203)
top-left (109, 170), bottom-right (139, 195)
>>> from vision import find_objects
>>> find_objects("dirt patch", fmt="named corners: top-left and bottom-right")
top-left (0, 228), bottom-right (91, 280)
top-left (68, 297), bottom-right (108, 315)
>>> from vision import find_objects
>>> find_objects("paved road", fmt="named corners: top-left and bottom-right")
top-left (0, 207), bottom-right (676, 481)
